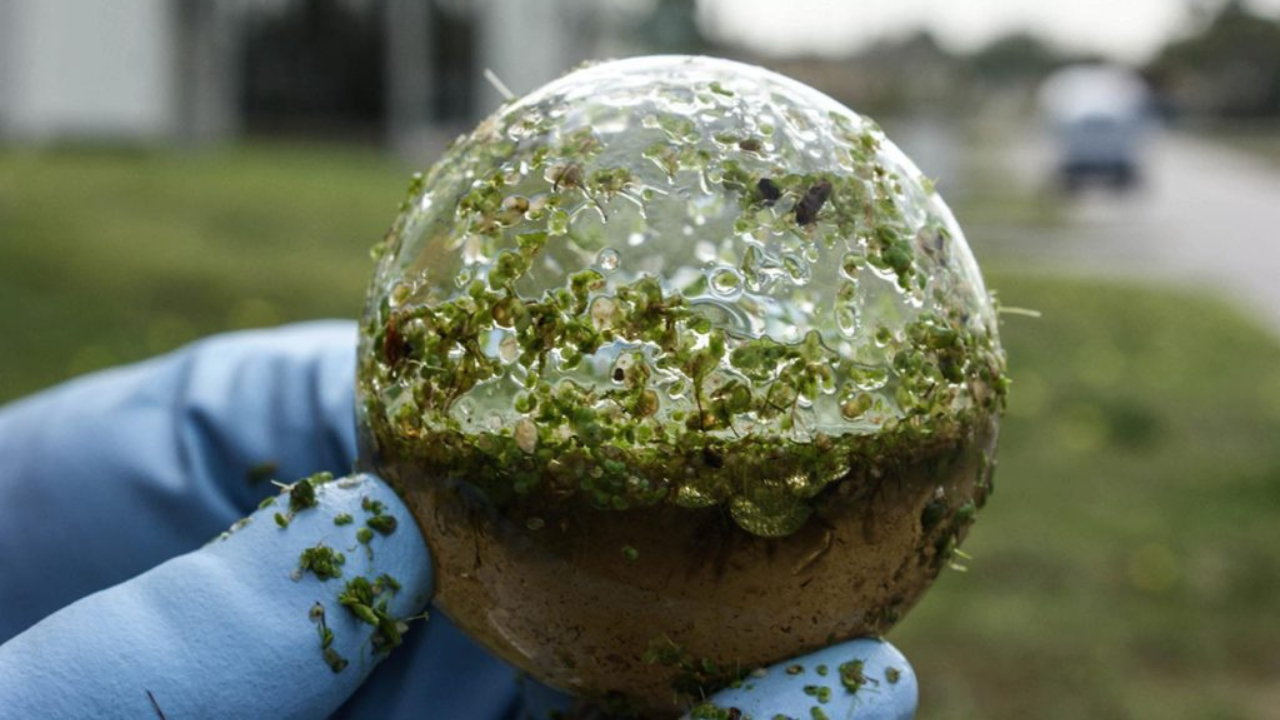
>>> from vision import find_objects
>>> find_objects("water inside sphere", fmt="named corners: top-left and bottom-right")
top-left (357, 56), bottom-right (1006, 716)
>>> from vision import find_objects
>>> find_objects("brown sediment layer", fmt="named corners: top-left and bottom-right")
top-left (380, 414), bottom-right (997, 717)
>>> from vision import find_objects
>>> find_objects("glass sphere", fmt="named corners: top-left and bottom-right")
top-left (357, 56), bottom-right (1005, 716)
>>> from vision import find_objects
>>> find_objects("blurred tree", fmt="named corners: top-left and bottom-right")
top-left (635, 0), bottom-right (706, 55)
top-left (969, 32), bottom-right (1063, 88)
top-left (766, 30), bottom-right (975, 117)
top-left (850, 31), bottom-right (970, 115)
top-left (1147, 0), bottom-right (1280, 117)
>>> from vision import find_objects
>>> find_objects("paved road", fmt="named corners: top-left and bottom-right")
top-left (992, 130), bottom-right (1280, 331)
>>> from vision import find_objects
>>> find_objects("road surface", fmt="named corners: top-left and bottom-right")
top-left (988, 130), bottom-right (1280, 331)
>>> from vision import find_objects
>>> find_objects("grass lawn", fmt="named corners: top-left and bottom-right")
top-left (2, 144), bottom-right (1278, 719)
top-left (897, 274), bottom-right (1280, 720)
top-left (0, 143), bottom-right (409, 400)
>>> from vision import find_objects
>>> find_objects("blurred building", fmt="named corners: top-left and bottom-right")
top-left (0, 0), bottom-right (597, 150)
top-left (0, 0), bottom-right (240, 145)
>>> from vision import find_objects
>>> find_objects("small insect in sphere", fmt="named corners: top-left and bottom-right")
top-left (757, 178), bottom-right (782, 205)
top-left (794, 180), bottom-right (833, 226)
top-left (383, 315), bottom-right (413, 367)
top-left (550, 163), bottom-right (583, 192)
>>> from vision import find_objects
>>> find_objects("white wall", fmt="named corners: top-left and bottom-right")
top-left (0, 0), bottom-right (13, 132)
top-left (475, 0), bottom-right (596, 113)
top-left (2, 0), bottom-right (176, 142)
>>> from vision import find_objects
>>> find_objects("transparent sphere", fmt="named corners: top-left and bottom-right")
top-left (357, 56), bottom-right (1005, 715)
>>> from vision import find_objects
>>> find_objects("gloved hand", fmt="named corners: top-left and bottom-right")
top-left (0, 322), bottom-right (917, 719)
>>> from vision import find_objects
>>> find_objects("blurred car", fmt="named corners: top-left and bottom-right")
top-left (1039, 64), bottom-right (1151, 191)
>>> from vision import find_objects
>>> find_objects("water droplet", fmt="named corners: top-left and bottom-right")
top-left (836, 306), bottom-right (859, 337)
top-left (627, 232), bottom-right (646, 247)
top-left (597, 248), bottom-right (620, 272)
top-left (709, 268), bottom-right (742, 296)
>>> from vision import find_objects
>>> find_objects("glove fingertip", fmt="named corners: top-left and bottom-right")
top-left (692, 638), bottom-right (917, 720)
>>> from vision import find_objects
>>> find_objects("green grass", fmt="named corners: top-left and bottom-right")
top-left (897, 275), bottom-right (1280, 720)
top-left (0, 143), bottom-right (409, 400)
top-left (2, 144), bottom-right (1278, 719)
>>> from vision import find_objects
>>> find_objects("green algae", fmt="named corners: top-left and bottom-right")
top-left (356, 56), bottom-right (1006, 540)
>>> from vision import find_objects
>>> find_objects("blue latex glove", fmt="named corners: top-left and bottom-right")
top-left (0, 322), bottom-right (917, 719)
top-left (521, 639), bottom-right (917, 719)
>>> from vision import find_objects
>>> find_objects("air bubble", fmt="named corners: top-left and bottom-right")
top-left (597, 248), bottom-right (621, 273)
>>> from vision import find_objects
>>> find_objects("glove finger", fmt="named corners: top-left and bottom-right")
top-left (0, 322), bottom-right (357, 639)
top-left (686, 637), bottom-right (918, 720)
top-left (511, 637), bottom-right (916, 720)
top-left (0, 473), bottom-right (427, 720)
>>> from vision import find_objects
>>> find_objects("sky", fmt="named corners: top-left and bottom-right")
top-left (698, 0), bottom-right (1280, 63)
